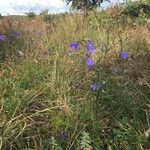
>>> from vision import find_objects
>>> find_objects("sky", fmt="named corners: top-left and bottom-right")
top-left (0, 0), bottom-right (124, 15)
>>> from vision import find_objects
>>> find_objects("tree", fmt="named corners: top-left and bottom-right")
top-left (122, 0), bottom-right (150, 17)
top-left (65, 0), bottom-right (109, 11)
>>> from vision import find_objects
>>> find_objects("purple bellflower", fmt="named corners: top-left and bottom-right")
top-left (16, 32), bottom-right (20, 36)
top-left (69, 41), bottom-right (79, 51)
top-left (90, 82), bottom-right (102, 91)
top-left (121, 51), bottom-right (128, 60)
top-left (86, 40), bottom-right (96, 54)
top-left (0, 35), bottom-right (6, 41)
top-left (86, 57), bottom-right (94, 68)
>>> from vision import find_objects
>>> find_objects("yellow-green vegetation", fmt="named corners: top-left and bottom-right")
top-left (0, 6), bottom-right (150, 150)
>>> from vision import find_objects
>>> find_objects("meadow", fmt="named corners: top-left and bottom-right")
top-left (0, 5), bottom-right (150, 150)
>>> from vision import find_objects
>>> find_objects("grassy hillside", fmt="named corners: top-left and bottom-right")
top-left (0, 6), bottom-right (150, 150)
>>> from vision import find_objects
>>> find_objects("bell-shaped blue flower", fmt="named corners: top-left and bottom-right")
top-left (86, 40), bottom-right (96, 54)
top-left (86, 57), bottom-right (94, 68)
top-left (90, 82), bottom-right (102, 91)
top-left (69, 41), bottom-right (79, 51)
top-left (0, 35), bottom-right (6, 41)
top-left (121, 51), bottom-right (128, 60)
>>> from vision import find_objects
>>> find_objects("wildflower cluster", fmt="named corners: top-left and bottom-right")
top-left (69, 40), bottom-right (99, 91)
top-left (69, 40), bottom-right (129, 91)
top-left (0, 32), bottom-right (21, 42)
top-left (69, 40), bottom-right (96, 68)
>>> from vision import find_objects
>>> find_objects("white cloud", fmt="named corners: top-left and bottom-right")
top-left (101, 0), bottom-right (124, 9)
top-left (0, 0), bottom-right (67, 15)
top-left (12, 0), bottom-right (65, 7)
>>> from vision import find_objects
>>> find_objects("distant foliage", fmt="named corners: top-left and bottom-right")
top-left (0, 13), bottom-right (3, 19)
top-left (40, 9), bottom-right (49, 16)
top-left (43, 14), bottom-right (56, 22)
top-left (122, 1), bottom-right (150, 17)
top-left (41, 12), bottom-right (67, 23)
top-left (41, 13), bottom-right (63, 22)
top-left (40, 9), bottom-right (53, 22)
top-left (26, 11), bottom-right (36, 19)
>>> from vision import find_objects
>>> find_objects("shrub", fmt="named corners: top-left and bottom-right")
top-left (122, 1), bottom-right (150, 18)
top-left (26, 12), bottom-right (36, 19)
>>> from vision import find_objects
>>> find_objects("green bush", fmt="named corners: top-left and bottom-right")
top-left (122, 1), bottom-right (150, 17)
top-left (43, 14), bottom-right (55, 22)
top-left (26, 12), bottom-right (36, 19)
